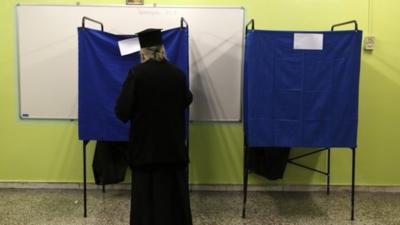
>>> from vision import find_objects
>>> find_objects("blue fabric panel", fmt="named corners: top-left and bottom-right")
top-left (78, 27), bottom-right (189, 141)
top-left (244, 30), bottom-right (362, 148)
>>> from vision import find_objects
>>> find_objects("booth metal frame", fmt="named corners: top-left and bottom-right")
top-left (241, 19), bottom-right (359, 221)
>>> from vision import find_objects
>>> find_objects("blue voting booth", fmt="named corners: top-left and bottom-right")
top-left (244, 30), bottom-right (361, 148)
top-left (242, 20), bottom-right (362, 220)
top-left (78, 26), bottom-right (189, 141)
top-left (77, 17), bottom-right (189, 217)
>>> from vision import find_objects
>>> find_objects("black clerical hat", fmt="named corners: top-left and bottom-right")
top-left (137, 28), bottom-right (163, 48)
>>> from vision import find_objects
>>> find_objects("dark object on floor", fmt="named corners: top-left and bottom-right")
top-left (247, 147), bottom-right (291, 180)
top-left (92, 141), bottom-right (129, 185)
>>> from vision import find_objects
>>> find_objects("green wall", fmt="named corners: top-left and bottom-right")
top-left (1, 0), bottom-right (399, 186)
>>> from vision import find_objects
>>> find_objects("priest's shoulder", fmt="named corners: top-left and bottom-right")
top-left (128, 60), bottom-right (185, 77)
top-left (129, 60), bottom-right (156, 73)
top-left (127, 63), bottom-right (147, 77)
top-left (165, 61), bottom-right (186, 77)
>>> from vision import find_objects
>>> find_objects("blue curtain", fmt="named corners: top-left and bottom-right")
top-left (78, 27), bottom-right (189, 141)
top-left (244, 30), bottom-right (362, 148)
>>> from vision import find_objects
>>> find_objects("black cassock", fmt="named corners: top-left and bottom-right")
top-left (115, 59), bottom-right (193, 225)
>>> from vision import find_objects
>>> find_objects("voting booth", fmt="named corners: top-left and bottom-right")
top-left (78, 26), bottom-right (189, 142)
top-left (242, 20), bottom-right (362, 220)
top-left (78, 21), bottom-right (190, 216)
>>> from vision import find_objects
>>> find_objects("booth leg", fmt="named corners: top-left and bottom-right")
top-left (242, 147), bottom-right (249, 218)
top-left (83, 141), bottom-right (89, 218)
top-left (351, 148), bottom-right (356, 220)
top-left (327, 148), bottom-right (331, 195)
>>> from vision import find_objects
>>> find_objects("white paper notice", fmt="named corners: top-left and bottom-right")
top-left (293, 33), bottom-right (323, 50)
top-left (118, 37), bottom-right (141, 56)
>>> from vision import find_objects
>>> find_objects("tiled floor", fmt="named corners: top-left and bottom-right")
top-left (0, 189), bottom-right (399, 225)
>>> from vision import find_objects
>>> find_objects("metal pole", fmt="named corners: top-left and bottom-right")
top-left (83, 140), bottom-right (89, 217)
top-left (331, 20), bottom-right (358, 31)
top-left (351, 147), bottom-right (356, 220)
top-left (242, 147), bottom-right (249, 218)
top-left (180, 17), bottom-right (189, 29)
top-left (82, 16), bottom-right (104, 31)
top-left (327, 148), bottom-right (331, 195)
top-left (245, 19), bottom-right (255, 34)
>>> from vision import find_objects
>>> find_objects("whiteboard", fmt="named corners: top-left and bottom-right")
top-left (16, 4), bottom-right (245, 121)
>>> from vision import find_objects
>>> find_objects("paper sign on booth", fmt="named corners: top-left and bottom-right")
top-left (293, 33), bottom-right (323, 50)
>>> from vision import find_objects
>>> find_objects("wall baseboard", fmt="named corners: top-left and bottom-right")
top-left (0, 182), bottom-right (399, 193)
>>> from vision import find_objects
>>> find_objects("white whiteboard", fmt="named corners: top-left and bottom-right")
top-left (16, 4), bottom-right (245, 121)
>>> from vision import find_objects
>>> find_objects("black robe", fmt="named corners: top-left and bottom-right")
top-left (115, 59), bottom-right (192, 166)
top-left (131, 164), bottom-right (192, 225)
top-left (115, 59), bottom-right (193, 225)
